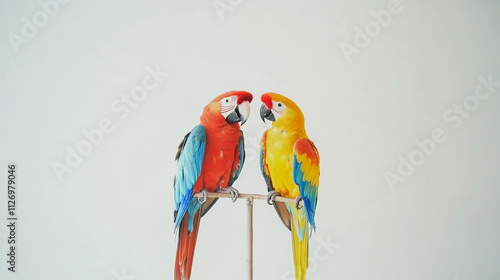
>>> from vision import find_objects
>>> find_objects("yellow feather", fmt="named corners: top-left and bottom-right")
top-left (266, 126), bottom-right (304, 198)
top-left (262, 93), bottom-right (320, 280)
top-left (290, 204), bottom-right (309, 280)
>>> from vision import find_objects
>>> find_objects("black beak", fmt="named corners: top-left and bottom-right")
top-left (226, 105), bottom-right (242, 124)
top-left (260, 104), bottom-right (275, 122)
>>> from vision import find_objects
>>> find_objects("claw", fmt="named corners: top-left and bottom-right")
top-left (295, 195), bottom-right (303, 210)
top-left (197, 189), bottom-right (208, 204)
top-left (266, 190), bottom-right (280, 205)
top-left (217, 186), bottom-right (240, 202)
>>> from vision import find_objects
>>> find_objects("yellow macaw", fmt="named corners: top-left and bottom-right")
top-left (259, 92), bottom-right (320, 280)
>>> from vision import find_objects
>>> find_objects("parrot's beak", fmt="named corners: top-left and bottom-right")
top-left (226, 101), bottom-right (251, 125)
top-left (260, 103), bottom-right (275, 122)
top-left (238, 101), bottom-right (250, 125)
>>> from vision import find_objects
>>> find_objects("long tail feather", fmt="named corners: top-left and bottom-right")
top-left (174, 210), bottom-right (201, 280)
top-left (289, 204), bottom-right (309, 280)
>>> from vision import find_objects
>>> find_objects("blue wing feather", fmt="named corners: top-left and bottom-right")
top-left (174, 125), bottom-right (206, 232)
top-left (293, 139), bottom-right (320, 230)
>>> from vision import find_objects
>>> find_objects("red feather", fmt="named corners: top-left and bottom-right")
top-left (210, 90), bottom-right (253, 104)
top-left (175, 211), bottom-right (201, 280)
top-left (194, 99), bottom-right (244, 193)
top-left (261, 93), bottom-right (273, 109)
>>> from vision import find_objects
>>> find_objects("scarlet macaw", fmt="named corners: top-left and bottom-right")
top-left (259, 92), bottom-right (320, 280)
top-left (174, 91), bottom-right (253, 280)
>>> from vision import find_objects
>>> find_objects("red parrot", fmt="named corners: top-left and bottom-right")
top-left (173, 91), bottom-right (253, 280)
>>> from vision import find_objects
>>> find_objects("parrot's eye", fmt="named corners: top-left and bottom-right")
top-left (272, 101), bottom-right (286, 115)
top-left (220, 96), bottom-right (236, 107)
top-left (219, 95), bottom-right (238, 117)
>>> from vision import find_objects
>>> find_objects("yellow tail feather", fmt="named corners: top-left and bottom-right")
top-left (290, 204), bottom-right (309, 280)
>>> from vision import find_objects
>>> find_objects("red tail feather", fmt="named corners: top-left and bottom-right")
top-left (174, 211), bottom-right (201, 280)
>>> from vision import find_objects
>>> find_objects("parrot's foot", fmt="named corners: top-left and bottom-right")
top-left (216, 186), bottom-right (240, 202)
top-left (295, 195), bottom-right (304, 210)
top-left (197, 189), bottom-right (208, 204)
top-left (266, 190), bottom-right (280, 205)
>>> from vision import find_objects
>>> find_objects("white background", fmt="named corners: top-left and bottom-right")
top-left (1, 0), bottom-right (500, 279)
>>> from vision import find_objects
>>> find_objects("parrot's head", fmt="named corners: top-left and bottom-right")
top-left (260, 92), bottom-right (305, 129)
top-left (204, 90), bottom-right (253, 126)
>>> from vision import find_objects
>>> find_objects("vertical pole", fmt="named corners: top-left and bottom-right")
top-left (246, 197), bottom-right (253, 280)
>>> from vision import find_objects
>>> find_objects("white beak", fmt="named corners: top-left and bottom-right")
top-left (238, 101), bottom-right (250, 125)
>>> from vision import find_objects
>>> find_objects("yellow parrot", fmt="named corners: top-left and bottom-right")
top-left (259, 92), bottom-right (320, 280)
